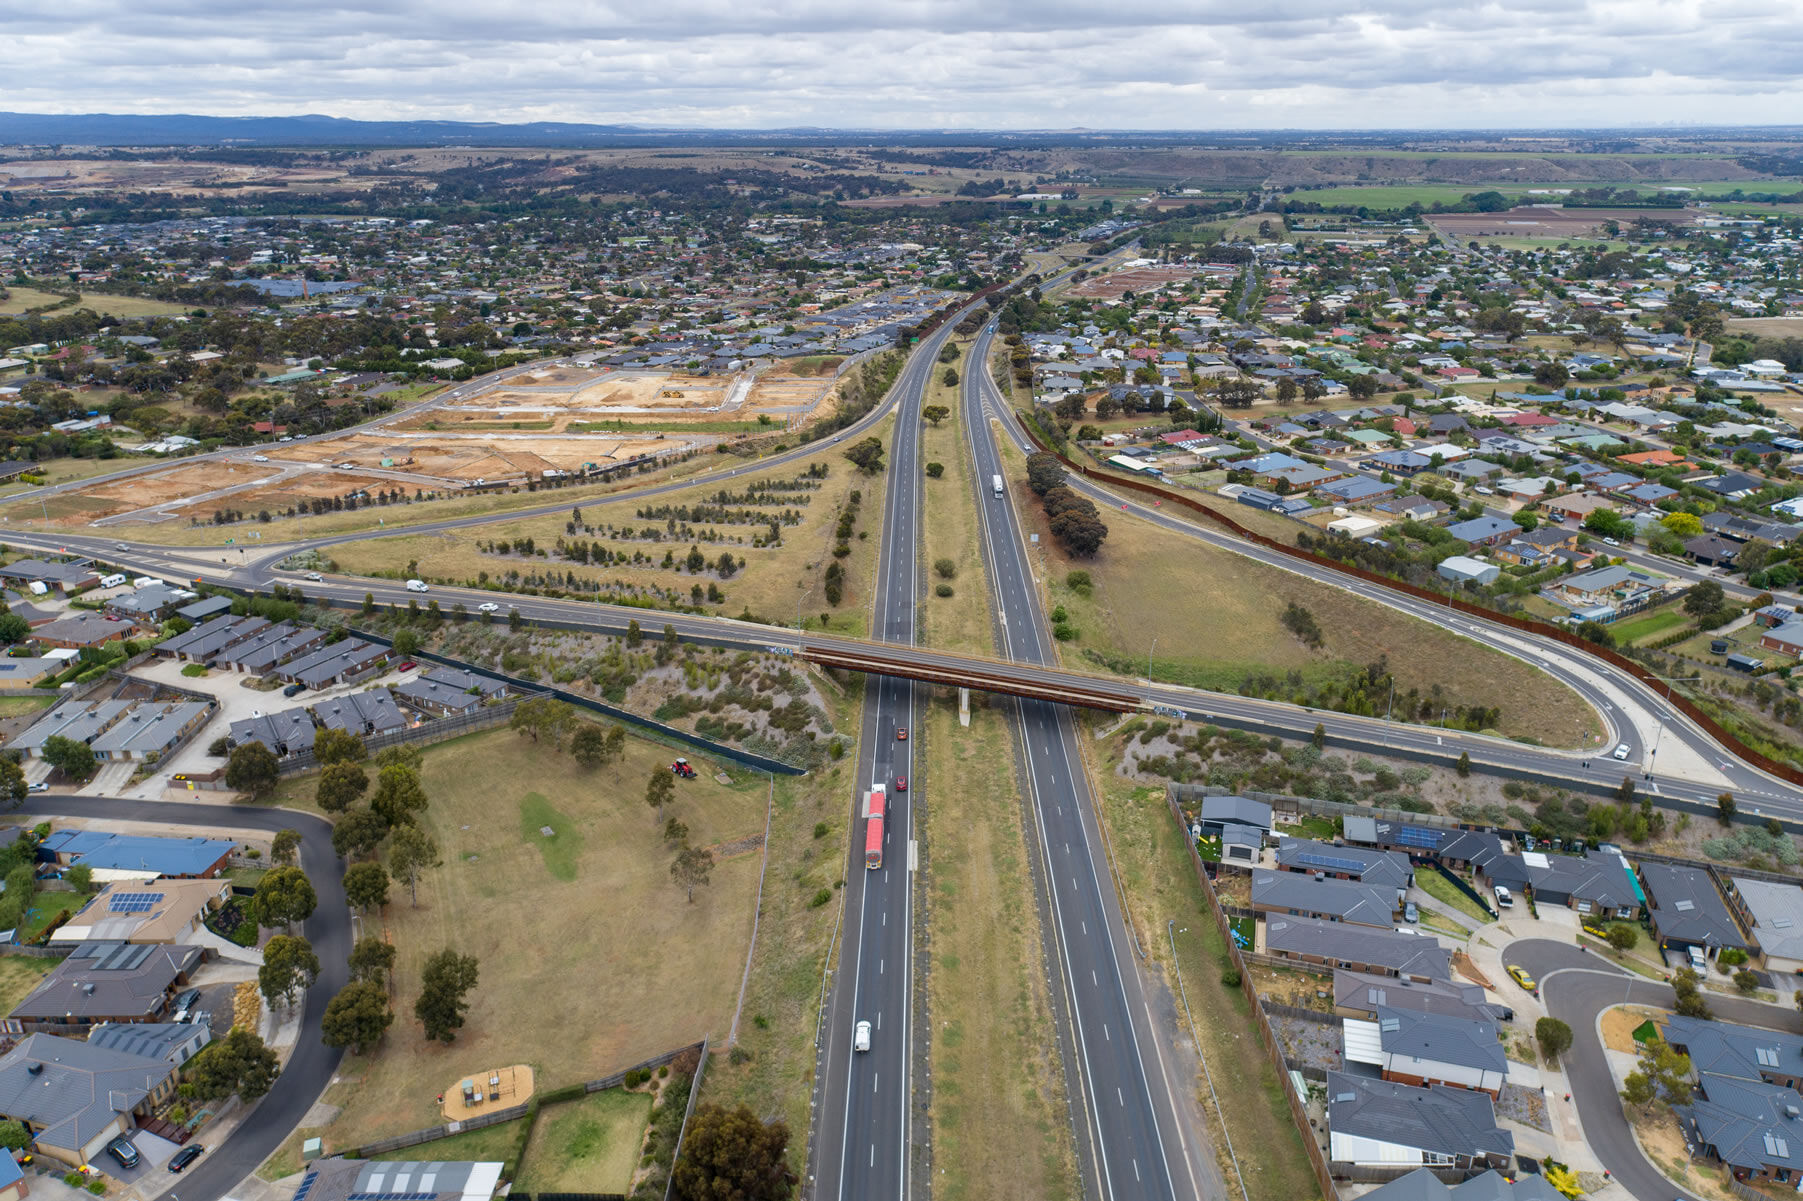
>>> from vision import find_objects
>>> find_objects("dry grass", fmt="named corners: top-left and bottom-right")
top-left (1635, 1107), bottom-right (1740, 1201)
top-left (992, 436), bottom-right (1600, 747)
top-left (1601, 1005), bottom-right (1665, 1054)
top-left (285, 725), bottom-right (766, 1147)
top-left (918, 349), bottom-right (996, 657)
top-left (519, 1088), bottom-right (652, 1194)
top-left (1089, 750), bottom-right (1321, 1201)
top-left (0, 957), bottom-right (55, 1015)
top-left (923, 694), bottom-right (1077, 1201)
top-left (327, 419), bottom-right (896, 638)
top-left (0, 286), bottom-right (189, 319)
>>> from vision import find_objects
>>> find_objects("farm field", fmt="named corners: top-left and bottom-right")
top-left (409, 366), bottom-right (833, 434)
top-left (992, 437), bottom-right (1602, 747)
top-left (267, 724), bottom-right (767, 1148)
top-left (1725, 317), bottom-right (1803, 338)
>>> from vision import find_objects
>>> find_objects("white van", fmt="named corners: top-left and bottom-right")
top-left (1493, 885), bottom-right (1514, 909)
top-left (98, 573), bottom-right (126, 589)
top-left (405, 579), bottom-right (429, 593)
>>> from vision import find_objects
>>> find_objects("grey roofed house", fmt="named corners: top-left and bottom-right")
top-left (1728, 878), bottom-right (1803, 968)
top-left (309, 689), bottom-right (406, 737)
top-left (13, 699), bottom-right (133, 756)
top-left (1676, 1072), bottom-right (1803, 1181)
top-left (1264, 914), bottom-right (1451, 981)
top-left (88, 701), bottom-right (212, 761)
top-left (103, 582), bottom-right (194, 622)
top-left (175, 595), bottom-right (233, 623)
top-left (1375, 1005), bottom-right (1508, 1077)
top-left (0, 1032), bottom-right (177, 1161)
top-left (289, 1157), bottom-right (506, 1201)
top-left (228, 708), bottom-right (317, 758)
top-left (1326, 1070), bottom-right (1514, 1166)
top-left (6, 942), bottom-right (205, 1029)
top-left (1444, 515), bottom-right (1517, 546)
top-left (1333, 971), bottom-right (1504, 1023)
top-left (1275, 838), bottom-right (1413, 893)
top-left (1642, 862), bottom-right (1748, 954)
top-left (220, 622), bottom-right (327, 674)
top-left (86, 1020), bottom-right (211, 1065)
top-left (1252, 870), bottom-right (1396, 928)
top-left (1664, 1014), bottom-right (1803, 1092)
top-left (1198, 795), bottom-right (1272, 835)
top-left (390, 665), bottom-right (510, 716)
top-left (1523, 849), bottom-right (1641, 917)
top-left (0, 558), bottom-right (98, 592)
top-left (278, 638), bottom-right (388, 689)
top-left (156, 614), bottom-right (271, 662)
top-left (1358, 1168), bottom-right (1563, 1201)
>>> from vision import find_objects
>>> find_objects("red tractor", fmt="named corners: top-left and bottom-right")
top-left (671, 758), bottom-right (698, 779)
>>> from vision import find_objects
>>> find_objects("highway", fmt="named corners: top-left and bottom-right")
top-left (961, 330), bottom-right (1200, 1198)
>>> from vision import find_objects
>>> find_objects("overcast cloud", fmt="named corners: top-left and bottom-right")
top-left (2, 0), bottom-right (1800, 128)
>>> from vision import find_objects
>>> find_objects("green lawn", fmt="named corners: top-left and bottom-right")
top-left (17, 891), bottom-right (81, 940)
top-left (369, 1118), bottom-right (524, 1163)
top-left (0, 956), bottom-right (56, 1014)
top-left (519, 1088), bottom-right (651, 1194)
top-left (1417, 870), bottom-right (1494, 926)
top-left (0, 696), bottom-right (53, 719)
top-left (519, 792), bottom-right (583, 881)
top-left (1611, 610), bottom-right (1688, 645)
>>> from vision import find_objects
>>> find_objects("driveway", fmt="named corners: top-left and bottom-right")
top-left (22, 797), bottom-right (347, 1201)
top-left (1510, 937), bottom-right (1803, 1201)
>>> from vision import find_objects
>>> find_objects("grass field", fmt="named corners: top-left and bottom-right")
top-left (519, 1088), bottom-right (651, 1194)
top-left (923, 695), bottom-right (1077, 1201)
top-left (0, 456), bottom-right (147, 501)
top-left (1611, 610), bottom-right (1690, 646)
top-left (1091, 762), bottom-right (1320, 1201)
top-left (1416, 870), bottom-right (1494, 927)
top-left (274, 724), bottom-right (766, 1148)
top-left (327, 418), bottom-right (896, 638)
top-left (0, 957), bottom-right (55, 1015)
top-left (996, 439), bottom-right (1602, 747)
top-left (370, 1119), bottom-right (523, 1163)
top-left (918, 349), bottom-right (997, 657)
top-left (0, 696), bottom-right (54, 719)
top-left (0, 286), bottom-right (189, 319)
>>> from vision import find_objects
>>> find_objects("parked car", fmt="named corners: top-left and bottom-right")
top-left (854, 1020), bottom-right (871, 1052)
top-left (168, 1145), bottom-right (204, 1173)
top-left (171, 987), bottom-right (201, 1021)
top-left (282, 683), bottom-right (305, 697)
top-left (105, 1136), bottom-right (139, 1170)
top-left (1403, 900), bottom-right (1418, 924)
top-left (1506, 964), bottom-right (1536, 992)
top-left (29, 782), bottom-right (47, 793)
top-left (1493, 884), bottom-right (1514, 909)
top-left (396, 661), bottom-right (417, 672)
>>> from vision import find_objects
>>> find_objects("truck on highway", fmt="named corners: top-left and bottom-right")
top-left (863, 784), bottom-right (887, 869)
top-left (992, 473), bottom-right (1004, 498)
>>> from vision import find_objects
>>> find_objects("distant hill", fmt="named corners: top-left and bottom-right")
top-left (0, 112), bottom-right (669, 147)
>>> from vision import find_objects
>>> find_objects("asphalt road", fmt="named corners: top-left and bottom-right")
top-left (1510, 937), bottom-right (1803, 1201)
top-left (962, 331), bottom-right (1198, 1199)
top-left (22, 797), bottom-right (348, 1201)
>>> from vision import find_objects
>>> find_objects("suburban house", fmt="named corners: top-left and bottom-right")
top-left (1553, 565), bottom-right (1666, 616)
top-left (30, 612), bottom-right (136, 651)
top-left (0, 657), bottom-right (58, 690)
top-left (1342, 1006), bottom-right (1508, 1097)
top-left (1198, 795), bottom-right (1272, 840)
top-left (1443, 516), bottom-right (1517, 548)
top-left (1332, 971), bottom-right (1504, 1024)
top-left (227, 708), bottom-right (318, 759)
top-left (1523, 849), bottom-right (1642, 919)
top-left (12, 700), bottom-right (134, 760)
top-left (5, 942), bottom-right (206, 1033)
top-left (1251, 870), bottom-right (1396, 929)
top-left (155, 614), bottom-right (272, 663)
top-left (1436, 555), bottom-right (1499, 586)
top-left (0, 1033), bottom-right (177, 1167)
top-left (87, 1020), bottom-right (211, 1067)
top-left (310, 689), bottom-right (407, 738)
top-left (1342, 816), bottom-right (1450, 859)
top-left (216, 622), bottom-right (327, 675)
top-left (102, 582), bottom-right (195, 624)
top-left (1542, 493), bottom-right (1619, 524)
top-left (1725, 878), bottom-right (1803, 974)
top-left (1641, 862), bottom-right (1749, 960)
top-left (289, 1158), bottom-right (506, 1201)
top-left (390, 666), bottom-right (510, 717)
top-left (0, 559), bottom-right (98, 595)
top-left (39, 831), bottom-right (236, 880)
top-left (87, 701), bottom-right (212, 762)
top-left (1326, 1071), bottom-right (1513, 1170)
top-left (1274, 838), bottom-right (1413, 895)
top-left (1492, 526), bottom-right (1582, 568)
top-left (49, 879), bottom-right (230, 946)
top-left (0, 1153), bottom-right (25, 1201)
top-left (1264, 915), bottom-right (1451, 981)
top-left (274, 639), bottom-right (389, 690)
top-left (1677, 1072), bottom-right (1803, 1187)
top-left (1665, 1015), bottom-right (1803, 1093)
top-left (1760, 621), bottom-right (1803, 658)
top-left (1354, 1166), bottom-right (1563, 1199)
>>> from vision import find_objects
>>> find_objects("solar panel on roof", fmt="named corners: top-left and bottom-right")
top-left (107, 892), bottom-right (164, 913)
top-left (294, 1173), bottom-right (319, 1201)
top-left (1760, 1047), bottom-right (1781, 1067)
top-left (1396, 827), bottom-right (1442, 848)
top-left (1296, 851), bottom-right (1366, 874)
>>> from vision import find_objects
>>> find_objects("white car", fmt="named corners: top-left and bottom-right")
top-left (305, 572), bottom-right (323, 582)
top-left (854, 1020), bottom-right (871, 1052)
top-left (478, 602), bottom-right (500, 613)
top-left (1613, 743), bottom-right (1631, 760)
top-left (252, 454), bottom-right (269, 462)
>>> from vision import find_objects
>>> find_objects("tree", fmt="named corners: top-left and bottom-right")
top-left (1684, 580), bottom-right (1726, 620)
top-left (370, 764), bottom-right (429, 827)
top-left (1660, 511), bottom-right (1703, 537)
top-left (1672, 967), bottom-right (1712, 1020)
top-left (1025, 452), bottom-right (1065, 495)
top-left (343, 862), bottom-right (391, 912)
top-left (510, 696), bottom-right (575, 747)
top-left (940, 367), bottom-right (959, 387)
top-left (1605, 924), bottom-right (1639, 954)
top-left (923, 405), bottom-right (949, 426)
top-left (0, 1121), bottom-right (27, 1152)
top-left (1718, 792), bottom-right (1737, 826)
top-left (646, 767), bottom-right (676, 825)
top-left (664, 817), bottom-right (690, 846)
top-left (41, 735), bottom-right (96, 783)
top-left (1619, 1068), bottom-right (1659, 1111)
top-left (570, 723), bottom-right (622, 769)
top-left (321, 979), bottom-right (393, 1054)
top-left (225, 741), bottom-right (280, 797)
top-left (669, 1104), bottom-right (797, 1201)
top-left (311, 727), bottom-right (367, 766)
top-left (625, 618), bottom-right (642, 647)
top-left (1533, 361), bottom-right (1570, 389)
top-left (415, 949), bottom-right (480, 1043)
top-left (316, 760), bottom-right (368, 814)
top-left (924, 462), bottom-right (944, 479)
top-left (1456, 751), bottom-right (1471, 778)
top-left (391, 628), bottom-right (421, 657)
top-left (388, 825), bottom-right (442, 906)
top-left (1735, 969), bottom-right (1761, 995)
top-left (1048, 505), bottom-right (1109, 556)
top-left (672, 846), bottom-right (715, 903)
top-left (269, 828), bottom-right (302, 866)
top-left (184, 1027), bottom-right (280, 1102)
top-left (332, 805), bottom-right (388, 859)
top-left (253, 866), bottom-right (317, 930)
top-left (65, 862), bottom-right (92, 893)
top-left (843, 436), bottom-right (885, 474)
top-left (1275, 378), bottom-right (1299, 404)
top-left (0, 756), bottom-right (25, 809)
top-left (1536, 1017), bottom-right (1573, 1065)
top-left (349, 935), bottom-right (398, 984)
top-left (1312, 723), bottom-right (1326, 750)
top-left (258, 934), bottom-right (321, 1008)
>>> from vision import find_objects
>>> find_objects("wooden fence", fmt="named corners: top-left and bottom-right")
top-left (1017, 415), bottom-right (1803, 795)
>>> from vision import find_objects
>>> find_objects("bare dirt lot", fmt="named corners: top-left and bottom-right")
top-left (15, 460), bottom-right (277, 525)
top-left (267, 432), bottom-right (671, 480)
top-left (1429, 206), bottom-right (1691, 240)
top-left (1067, 265), bottom-right (1199, 299)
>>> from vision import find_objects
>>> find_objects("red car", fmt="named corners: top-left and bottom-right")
top-left (895, 776), bottom-right (907, 792)
top-left (896, 727), bottom-right (908, 741)
top-left (396, 660), bottom-right (417, 671)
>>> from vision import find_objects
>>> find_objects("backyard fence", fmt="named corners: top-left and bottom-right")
top-left (664, 1038), bottom-right (711, 1201)
top-left (275, 693), bottom-right (531, 776)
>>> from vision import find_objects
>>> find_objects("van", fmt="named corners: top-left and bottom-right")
top-left (98, 573), bottom-right (126, 589)
top-left (405, 579), bottom-right (429, 593)
top-left (1493, 885), bottom-right (1514, 909)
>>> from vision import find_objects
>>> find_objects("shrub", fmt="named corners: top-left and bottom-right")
top-left (1220, 966), bottom-right (1241, 988)
top-left (813, 822), bottom-right (829, 839)
top-left (933, 558), bottom-right (956, 579)
top-left (1065, 570), bottom-right (1092, 594)
top-left (809, 888), bottom-right (832, 908)
top-left (934, 583), bottom-right (953, 598)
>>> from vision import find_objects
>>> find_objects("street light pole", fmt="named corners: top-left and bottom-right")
top-left (1147, 636), bottom-right (1157, 685)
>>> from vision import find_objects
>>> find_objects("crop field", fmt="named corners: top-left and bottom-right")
top-left (273, 725), bottom-right (766, 1147)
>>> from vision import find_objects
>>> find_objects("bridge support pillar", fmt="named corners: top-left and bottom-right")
top-left (958, 687), bottom-right (970, 727)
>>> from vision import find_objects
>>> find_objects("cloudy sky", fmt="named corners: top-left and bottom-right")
top-left (4, 0), bottom-right (1802, 129)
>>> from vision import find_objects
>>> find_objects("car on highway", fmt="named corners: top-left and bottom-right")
top-left (168, 1144), bottom-right (204, 1173)
top-left (894, 776), bottom-right (907, 792)
top-left (896, 727), bottom-right (908, 741)
top-left (306, 572), bottom-right (323, 582)
top-left (1506, 965), bottom-right (1536, 992)
top-left (478, 602), bottom-right (500, 613)
top-left (854, 1020), bottom-right (871, 1052)
top-left (1613, 743), bottom-right (1630, 760)
top-left (105, 1135), bottom-right (139, 1170)
top-left (115, 542), bottom-right (128, 551)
